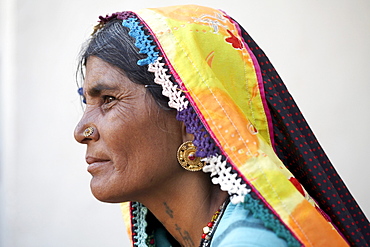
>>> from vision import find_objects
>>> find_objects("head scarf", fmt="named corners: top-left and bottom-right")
top-left (89, 5), bottom-right (369, 246)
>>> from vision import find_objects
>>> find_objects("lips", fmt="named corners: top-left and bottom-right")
top-left (85, 156), bottom-right (111, 173)
top-left (86, 156), bottom-right (110, 164)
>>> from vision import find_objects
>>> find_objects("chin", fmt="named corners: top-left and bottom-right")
top-left (91, 190), bottom-right (128, 203)
top-left (90, 181), bottom-right (128, 203)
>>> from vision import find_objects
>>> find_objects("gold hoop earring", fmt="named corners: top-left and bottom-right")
top-left (83, 127), bottom-right (94, 137)
top-left (177, 141), bottom-right (205, 171)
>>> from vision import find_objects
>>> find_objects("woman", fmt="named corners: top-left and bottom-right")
top-left (74, 5), bottom-right (369, 246)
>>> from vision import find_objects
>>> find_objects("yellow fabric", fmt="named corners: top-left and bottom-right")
top-left (120, 5), bottom-right (348, 246)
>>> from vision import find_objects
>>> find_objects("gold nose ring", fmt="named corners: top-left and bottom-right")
top-left (83, 127), bottom-right (94, 137)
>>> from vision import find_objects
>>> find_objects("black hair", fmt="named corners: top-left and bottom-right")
top-left (78, 18), bottom-right (172, 110)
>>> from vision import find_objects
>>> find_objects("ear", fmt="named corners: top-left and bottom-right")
top-left (181, 122), bottom-right (194, 142)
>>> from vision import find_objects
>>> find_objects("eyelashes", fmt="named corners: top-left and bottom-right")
top-left (78, 87), bottom-right (117, 107)
top-left (100, 95), bottom-right (118, 111)
top-left (78, 86), bottom-right (124, 114)
top-left (102, 95), bottom-right (116, 104)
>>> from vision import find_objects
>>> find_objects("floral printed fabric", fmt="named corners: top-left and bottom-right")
top-left (117, 5), bottom-right (369, 246)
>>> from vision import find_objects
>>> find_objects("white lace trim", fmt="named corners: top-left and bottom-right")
top-left (147, 58), bottom-right (249, 204)
top-left (148, 57), bottom-right (189, 111)
top-left (133, 203), bottom-right (148, 247)
top-left (203, 155), bottom-right (251, 204)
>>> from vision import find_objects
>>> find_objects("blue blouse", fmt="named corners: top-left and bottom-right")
top-left (210, 202), bottom-right (288, 247)
top-left (153, 202), bottom-right (288, 246)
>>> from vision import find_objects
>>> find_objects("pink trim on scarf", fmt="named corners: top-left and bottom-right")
top-left (136, 12), bottom-right (301, 245)
top-left (223, 12), bottom-right (275, 149)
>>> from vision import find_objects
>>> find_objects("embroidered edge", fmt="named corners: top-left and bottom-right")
top-left (122, 17), bottom-right (159, 66)
top-left (243, 194), bottom-right (301, 247)
top-left (203, 154), bottom-right (251, 204)
top-left (121, 14), bottom-right (301, 246)
top-left (131, 202), bottom-right (149, 246)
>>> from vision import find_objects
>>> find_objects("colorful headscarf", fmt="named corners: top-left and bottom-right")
top-left (91, 5), bottom-right (369, 246)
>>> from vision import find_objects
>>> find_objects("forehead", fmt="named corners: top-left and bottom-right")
top-left (84, 56), bottom-right (132, 93)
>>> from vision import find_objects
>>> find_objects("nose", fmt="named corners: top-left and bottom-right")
top-left (74, 108), bottom-right (99, 144)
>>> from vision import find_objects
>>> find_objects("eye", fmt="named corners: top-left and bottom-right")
top-left (102, 95), bottom-right (116, 104)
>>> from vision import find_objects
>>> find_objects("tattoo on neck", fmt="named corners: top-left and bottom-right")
top-left (175, 224), bottom-right (195, 247)
top-left (163, 202), bottom-right (174, 218)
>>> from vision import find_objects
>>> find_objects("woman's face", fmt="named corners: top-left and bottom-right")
top-left (74, 56), bottom-right (184, 203)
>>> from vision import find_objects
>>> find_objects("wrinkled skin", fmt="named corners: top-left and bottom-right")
top-left (74, 56), bottom-right (185, 203)
top-left (74, 56), bottom-right (229, 247)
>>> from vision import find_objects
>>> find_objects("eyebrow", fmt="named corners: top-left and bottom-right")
top-left (87, 83), bottom-right (119, 97)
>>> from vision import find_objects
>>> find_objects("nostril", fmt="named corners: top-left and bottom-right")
top-left (74, 123), bottom-right (88, 143)
top-left (83, 127), bottom-right (95, 138)
top-left (74, 107), bottom-right (99, 143)
top-left (74, 123), bottom-right (99, 144)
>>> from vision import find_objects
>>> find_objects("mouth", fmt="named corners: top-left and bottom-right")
top-left (85, 156), bottom-right (111, 173)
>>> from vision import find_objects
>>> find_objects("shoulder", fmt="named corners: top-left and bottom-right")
top-left (211, 202), bottom-right (288, 247)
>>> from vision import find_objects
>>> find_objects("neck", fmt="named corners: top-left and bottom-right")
top-left (136, 170), bottom-right (228, 247)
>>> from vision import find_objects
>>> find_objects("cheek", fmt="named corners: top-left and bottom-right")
top-left (93, 103), bottom-right (183, 198)
top-left (124, 119), bottom-right (181, 178)
top-left (101, 115), bottom-right (152, 170)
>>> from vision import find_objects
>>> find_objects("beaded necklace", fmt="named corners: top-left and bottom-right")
top-left (199, 199), bottom-right (229, 247)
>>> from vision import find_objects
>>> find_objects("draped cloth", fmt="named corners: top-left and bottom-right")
top-left (97, 5), bottom-right (370, 246)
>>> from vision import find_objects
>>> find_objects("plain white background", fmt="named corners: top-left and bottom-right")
top-left (1, 0), bottom-right (369, 246)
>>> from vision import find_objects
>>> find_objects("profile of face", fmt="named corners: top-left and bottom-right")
top-left (74, 56), bottom-right (186, 203)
